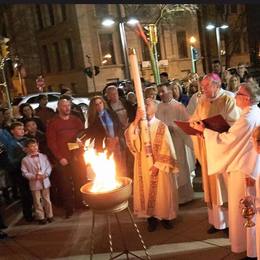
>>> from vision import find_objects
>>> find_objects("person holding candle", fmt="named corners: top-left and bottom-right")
top-left (125, 98), bottom-right (179, 232)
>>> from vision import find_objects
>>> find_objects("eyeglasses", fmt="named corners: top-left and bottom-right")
top-left (235, 92), bottom-right (250, 98)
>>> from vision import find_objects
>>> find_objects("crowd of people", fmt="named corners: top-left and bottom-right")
top-left (0, 61), bottom-right (260, 260)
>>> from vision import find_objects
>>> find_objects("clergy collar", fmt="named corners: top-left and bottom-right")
top-left (207, 88), bottom-right (224, 102)
top-left (148, 116), bottom-right (156, 125)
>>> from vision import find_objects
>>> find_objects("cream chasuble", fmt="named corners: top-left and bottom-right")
top-left (187, 92), bottom-right (203, 115)
top-left (125, 117), bottom-right (179, 220)
top-left (204, 105), bottom-right (260, 256)
top-left (191, 90), bottom-right (240, 205)
top-left (156, 99), bottom-right (196, 204)
top-left (191, 89), bottom-right (240, 229)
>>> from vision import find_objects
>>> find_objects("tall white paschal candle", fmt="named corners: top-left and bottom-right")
top-left (128, 48), bottom-right (146, 117)
top-left (128, 48), bottom-right (153, 161)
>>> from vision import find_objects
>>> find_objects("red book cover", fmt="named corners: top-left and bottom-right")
top-left (175, 114), bottom-right (230, 135)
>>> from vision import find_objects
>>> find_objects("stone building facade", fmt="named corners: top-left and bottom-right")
top-left (1, 4), bottom-right (251, 98)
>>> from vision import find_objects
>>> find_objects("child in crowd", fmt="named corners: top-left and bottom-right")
top-left (252, 126), bottom-right (260, 259)
top-left (21, 138), bottom-right (53, 225)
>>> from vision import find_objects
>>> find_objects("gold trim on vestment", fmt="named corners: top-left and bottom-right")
top-left (147, 122), bottom-right (165, 215)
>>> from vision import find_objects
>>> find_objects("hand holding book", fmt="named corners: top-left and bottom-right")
top-left (175, 114), bottom-right (230, 136)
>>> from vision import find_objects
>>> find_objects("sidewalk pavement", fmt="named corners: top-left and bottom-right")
top-left (0, 192), bottom-right (246, 260)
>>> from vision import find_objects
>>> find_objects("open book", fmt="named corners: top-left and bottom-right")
top-left (175, 114), bottom-right (230, 135)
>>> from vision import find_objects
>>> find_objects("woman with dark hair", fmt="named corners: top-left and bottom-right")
top-left (19, 103), bottom-right (45, 132)
top-left (79, 96), bottom-right (126, 176)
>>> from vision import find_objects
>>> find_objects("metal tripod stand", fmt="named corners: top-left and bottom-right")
top-left (89, 206), bottom-right (151, 260)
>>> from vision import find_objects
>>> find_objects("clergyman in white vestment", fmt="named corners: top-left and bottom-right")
top-left (156, 84), bottom-right (196, 204)
top-left (191, 82), bottom-right (260, 258)
top-left (190, 73), bottom-right (240, 234)
top-left (125, 98), bottom-right (179, 232)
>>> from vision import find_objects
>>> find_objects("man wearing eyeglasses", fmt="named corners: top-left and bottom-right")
top-left (191, 82), bottom-right (260, 260)
top-left (190, 73), bottom-right (240, 237)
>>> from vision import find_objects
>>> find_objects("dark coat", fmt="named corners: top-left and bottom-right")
top-left (79, 109), bottom-right (124, 153)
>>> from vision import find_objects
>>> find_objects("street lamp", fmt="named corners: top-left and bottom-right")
top-left (206, 23), bottom-right (229, 62)
top-left (102, 17), bottom-right (139, 80)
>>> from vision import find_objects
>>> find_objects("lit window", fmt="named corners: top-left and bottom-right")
top-left (99, 33), bottom-right (116, 65)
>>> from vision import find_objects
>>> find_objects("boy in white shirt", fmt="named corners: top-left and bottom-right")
top-left (21, 138), bottom-right (53, 225)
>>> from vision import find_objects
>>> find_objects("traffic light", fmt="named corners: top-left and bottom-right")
top-left (143, 25), bottom-right (150, 41)
top-left (148, 24), bottom-right (158, 44)
top-left (1, 37), bottom-right (10, 58)
top-left (84, 66), bottom-right (100, 78)
top-left (192, 47), bottom-right (199, 61)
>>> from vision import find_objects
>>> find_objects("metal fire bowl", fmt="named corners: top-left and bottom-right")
top-left (80, 177), bottom-right (132, 214)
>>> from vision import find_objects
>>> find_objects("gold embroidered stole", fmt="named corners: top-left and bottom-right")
top-left (147, 121), bottom-right (165, 215)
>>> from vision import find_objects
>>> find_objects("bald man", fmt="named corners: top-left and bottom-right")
top-left (47, 98), bottom-right (85, 218)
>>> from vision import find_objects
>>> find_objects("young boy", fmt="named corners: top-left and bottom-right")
top-left (253, 126), bottom-right (260, 259)
top-left (21, 138), bottom-right (53, 225)
top-left (24, 118), bottom-right (49, 156)
top-left (0, 122), bottom-right (33, 221)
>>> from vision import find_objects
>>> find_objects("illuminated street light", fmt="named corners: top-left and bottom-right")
top-left (206, 23), bottom-right (229, 62)
top-left (102, 18), bottom-right (115, 27)
top-left (126, 18), bottom-right (139, 26)
top-left (190, 36), bottom-right (196, 44)
top-left (220, 24), bottom-right (229, 29)
top-left (101, 17), bottom-right (139, 79)
top-left (206, 24), bottom-right (215, 30)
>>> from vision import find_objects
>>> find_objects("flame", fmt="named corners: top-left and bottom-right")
top-left (83, 139), bottom-right (121, 193)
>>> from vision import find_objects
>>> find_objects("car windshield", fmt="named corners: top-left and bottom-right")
top-left (12, 97), bottom-right (24, 106)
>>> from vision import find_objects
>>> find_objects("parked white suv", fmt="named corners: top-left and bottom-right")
top-left (12, 92), bottom-right (90, 117)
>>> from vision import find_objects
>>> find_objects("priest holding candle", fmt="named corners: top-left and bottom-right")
top-left (125, 49), bottom-right (179, 232)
